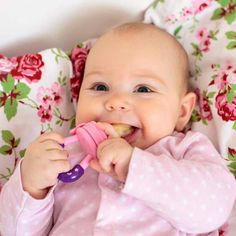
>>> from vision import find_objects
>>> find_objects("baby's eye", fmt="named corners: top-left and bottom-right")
top-left (91, 83), bottom-right (109, 91)
top-left (134, 85), bottom-right (153, 93)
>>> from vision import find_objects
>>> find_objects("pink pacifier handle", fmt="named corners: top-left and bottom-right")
top-left (58, 121), bottom-right (107, 183)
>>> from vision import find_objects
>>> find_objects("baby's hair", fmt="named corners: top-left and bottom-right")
top-left (110, 22), bottom-right (190, 93)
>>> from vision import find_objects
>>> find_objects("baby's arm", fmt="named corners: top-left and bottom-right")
top-left (0, 160), bottom-right (55, 235)
top-left (0, 131), bottom-right (70, 235)
top-left (122, 132), bottom-right (236, 234)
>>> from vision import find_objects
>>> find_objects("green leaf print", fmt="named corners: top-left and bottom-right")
top-left (2, 130), bottom-right (14, 145)
top-left (0, 145), bottom-right (12, 155)
top-left (15, 82), bottom-right (30, 99)
top-left (211, 0), bottom-right (236, 24)
top-left (0, 91), bottom-right (6, 107)
top-left (1, 74), bottom-right (15, 93)
top-left (173, 26), bottom-right (182, 39)
top-left (70, 116), bottom-right (76, 129)
top-left (4, 98), bottom-right (17, 121)
top-left (226, 31), bottom-right (236, 49)
top-left (0, 74), bottom-right (31, 120)
top-left (233, 121), bottom-right (236, 130)
top-left (191, 43), bottom-right (203, 60)
top-left (152, 0), bottom-right (164, 9)
top-left (226, 31), bottom-right (236, 39)
top-left (58, 71), bottom-right (67, 86)
top-left (228, 153), bottom-right (236, 161)
top-left (225, 11), bottom-right (236, 24)
top-left (211, 8), bottom-right (225, 20)
top-left (218, 0), bottom-right (231, 7)
top-left (227, 41), bottom-right (236, 49)
top-left (228, 161), bottom-right (236, 175)
top-left (226, 89), bottom-right (235, 103)
top-left (19, 149), bottom-right (26, 158)
top-left (51, 48), bottom-right (70, 64)
top-left (0, 130), bottom-right (21, 157)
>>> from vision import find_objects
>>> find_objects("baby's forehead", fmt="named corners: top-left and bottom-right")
top-left (93, 24), bottom-right (185, 59)
top-left (86, 23), bottom-right (189, 92)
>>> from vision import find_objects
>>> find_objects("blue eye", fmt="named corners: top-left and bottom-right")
top-left (92, 83), bottom-right (108, 91)
top-left (135, 86), bottom-right (153, 93)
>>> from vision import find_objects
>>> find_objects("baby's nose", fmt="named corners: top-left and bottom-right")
top-left (105, 94), bottom-right (131, 111)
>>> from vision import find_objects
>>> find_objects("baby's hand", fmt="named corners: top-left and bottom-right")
top-left (21, 132), bottom-right (70, 199)
top-left (89, 122), bottom-right (133, 182)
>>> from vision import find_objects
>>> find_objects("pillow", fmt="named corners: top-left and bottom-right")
top-left (144, 0), bottom-right (236, 175)
top-left (69, 39), bottom-right (96, 106)
top-left (0, 48), bottom-right (75, 188)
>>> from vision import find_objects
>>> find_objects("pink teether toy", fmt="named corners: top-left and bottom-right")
top-left (58, 121), bottom-right (107, 183)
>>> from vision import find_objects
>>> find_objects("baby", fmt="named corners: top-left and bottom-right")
top-left (1, 22), bottom-right (236, 236)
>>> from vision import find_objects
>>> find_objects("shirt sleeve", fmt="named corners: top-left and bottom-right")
top-left (122, 131), bottom-right (236, 234)
top-left (0, 160), bottom-right (55, 236)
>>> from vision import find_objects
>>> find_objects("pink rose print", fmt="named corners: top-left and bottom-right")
top-left (70, 47), bottom-right (89, 101)
top-left (215, 92), bottom-right (236, 121)
top-left (37, 105), bottom-right (52, 123)
top-left (36, 82), bottom-right (64, 108)
top-left (167, 0), bottom-right (213, 22)
top-left (191, 0), bottom-right (213, 15)
top-left (36, 82), bottom-right (64, 123)
top-left (218, 223), bottom-right (229, 236)
top-left (51, 82), bottom-right (64, 105)
top-left (191, 27), bottom-right (218, 60)
top-left (0, 55), bottom-right (18, 80)
top-left (37, 87), bottom-right (53, 108)
top-left (11, 54), bottom-right (44, 83)
top-left (228, 147), bottom-right (236, 157)
top-left (210, 61), bottom-right (236, 90)
top-left (195, 88), bottom-right (213, 121)
top-left (196, 27), bottom-right (211, 52)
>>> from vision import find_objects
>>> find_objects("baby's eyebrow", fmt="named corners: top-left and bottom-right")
top-left (133, 71), bottom-right (166, 86)
top-left (84, 69), bottom-right (166, 87)
top-left (84, 71), bottom-right (104, 78)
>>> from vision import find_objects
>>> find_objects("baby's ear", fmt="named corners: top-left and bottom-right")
top-left (175, 92), bottom-right (196, 132)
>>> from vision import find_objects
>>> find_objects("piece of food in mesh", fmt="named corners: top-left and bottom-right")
top-left (112, 124), bottom-right (134, 137)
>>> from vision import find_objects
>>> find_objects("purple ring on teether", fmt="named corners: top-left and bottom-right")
top-left (58, 164), bottom-right (84, 183)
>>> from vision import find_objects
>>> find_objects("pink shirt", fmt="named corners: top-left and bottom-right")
top-left (0, 131), bottom-right (235, 236)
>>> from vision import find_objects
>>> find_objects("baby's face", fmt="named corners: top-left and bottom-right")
top-left (76, 30), bottom-right (188, 149)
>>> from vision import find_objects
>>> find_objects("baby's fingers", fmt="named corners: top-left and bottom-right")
top-left (38, 131), bottom-right (65, 145)
top-left (90, 159), bottom-right (117, 178)
top-left (47, 149), bottom-right (68, 161)
top-left (96, 122), bottom-right (119, 138)
top-left (52, 160), bottom-right (71, 174)
top-left (114, 161), bottom-right (128, 182)
top-left (89, 159), bottom-right (105, 173)
top-left (41, 140), bottom-right (64, 151)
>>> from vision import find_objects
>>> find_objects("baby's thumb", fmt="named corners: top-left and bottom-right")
top-left (89, 159), bottom-right (105, 173)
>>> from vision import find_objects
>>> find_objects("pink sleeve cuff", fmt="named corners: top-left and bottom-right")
top-left (9, 159), bottom-right (55, 211)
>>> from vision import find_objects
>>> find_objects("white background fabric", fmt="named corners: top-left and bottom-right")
top-left (0, 0), bottom-right (153, 57)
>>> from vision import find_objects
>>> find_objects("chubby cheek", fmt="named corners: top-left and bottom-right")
top-left (75, 101), bottom-right (98, 125)
top-left (136, 129), bottom-right (161, 149)
top-left (136, 113), bottom-right (177, 148)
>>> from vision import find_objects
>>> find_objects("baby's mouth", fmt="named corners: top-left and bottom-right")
top-left (112, 123), bottom-right (136, 138)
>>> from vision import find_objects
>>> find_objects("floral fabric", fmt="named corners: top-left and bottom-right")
top-left (69, 39), bottom-right (96, 106)
top-left (0, 48), bottom-right (75, 189)
top-left (144, 0), bottom-right (236, 175)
